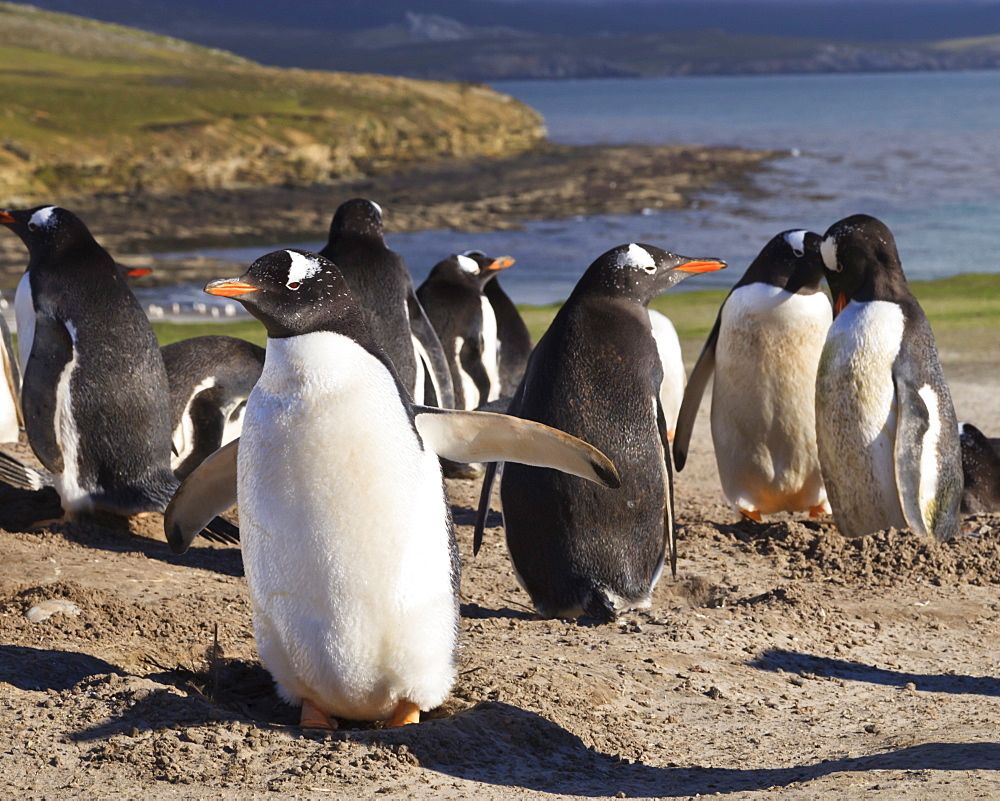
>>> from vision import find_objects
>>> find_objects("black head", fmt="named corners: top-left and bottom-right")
top-left (428, 252), bottom-right (514, 291)
top-left (0, 205), bottom-right (100, 263)
top-left (737, 229), bottom-right (826, 294)
top-left (820, 214), bottom-right (908, 314)
top-left (572, 242), bottom-right (726, 305)
top-left (327, 198), bottom-right (385, 243)
top-left (205, 249), bottom-right (372, 342)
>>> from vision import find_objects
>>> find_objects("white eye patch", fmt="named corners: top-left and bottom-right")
top-left (456, 254), bottom-right (479, 273)
top-left (783, 229), bottom-right (807, 257)
top-left (285, 250), bottom-right (322, 289)
top-left (820, 237), bottom-right (841, 272)
top-left (29, 206), bottom-right (57, 229)
top-left (618, 243), bottom-right (657, 274)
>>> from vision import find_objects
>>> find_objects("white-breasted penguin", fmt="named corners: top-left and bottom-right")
top-left (462, 250), bottom-right (533, 398)
top-left (416, 252), bottom-right (513, 410)
top-left (0, 206), bottom-right (179, 519)
top-left (816, 214), bottom-right (962, 541)
top-left (0, 312), bottom-right (23, 443)
top-left (475, 243), bottom-right (726, 622)
top-left (673, 230), bottom-right (833, 520)
top-left (319, 198), bottom-right (454, 407)
top-left (647, 309), bottom-right (685, 442)
top-left (165, 249), bottom-right (619, 728)
top-left (161, 335), bottom-right (265, 480)
top-left (958, 423), bottom-right (1000, 514)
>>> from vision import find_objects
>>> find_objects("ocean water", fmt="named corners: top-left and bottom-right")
top-left (148, 70), bottom-right (1000, 307)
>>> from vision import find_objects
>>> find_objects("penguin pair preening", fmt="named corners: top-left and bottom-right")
top-left (672, 215), bottom-right (965, 543)
top-left (165, 248), bottom-right (620, 728)
top-left (0, 206), bottom-right (236, 542)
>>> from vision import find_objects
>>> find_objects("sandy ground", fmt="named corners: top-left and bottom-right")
top-left (0, 335), bottom-right (997, 800)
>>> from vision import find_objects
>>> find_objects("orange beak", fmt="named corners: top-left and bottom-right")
top-left (676, 259), bottom-right (727, 274)
top-left (0, 211), bottom-right (14, 224)
top-left (205, 279), bottom-right (258, 297)
top-left (487, 256), bottom-right (515, 271)
top-left (835, 293), bottom-right (848, 315)
top-left (126, 267), bottom-right (152, 277)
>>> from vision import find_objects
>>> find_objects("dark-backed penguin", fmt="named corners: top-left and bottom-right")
top-left (475, 243), bottom-right (726, 622)
top-left (319, 198), bottom-right (454, 407)
top-left (816, 214), bottom-right (962, 541)
top-left (416, 252), bottom-right (513, 410)
top-left (165, 248), bottom-right (619, 728)
top-left (161, 335), bottom-right (265, 480)
top-left (0, 312), bottom-right (23, 443)
top-left (461, 250), bottom-right (533, 397)
top-left (958, 423), bottom-right (1000, 514)
top-left (647, 309), bottom-right (685, 441)
top-left (673, 230), bottom-right (832, 520)
top-left (0, 205), bottom-right (179, 519)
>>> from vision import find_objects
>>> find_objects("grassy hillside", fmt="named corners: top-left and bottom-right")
top-left (0, 3), bottom-right (544, 201)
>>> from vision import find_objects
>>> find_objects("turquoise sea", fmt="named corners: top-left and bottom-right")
top-left (149, 70), bottom-right (1000, 306)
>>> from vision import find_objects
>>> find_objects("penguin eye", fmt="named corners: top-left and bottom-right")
top-left (792, 248), bottom-right (805, 258)
top-left (642, 264), bottom-right (657, 275)
top-left (27, 223), bottom-right (37, 232)
top-left (286, 281), bottom-right (301, 290)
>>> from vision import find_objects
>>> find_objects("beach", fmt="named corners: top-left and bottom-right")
top-left (0, 325), bottom-right (997, 799)
top-left (1, 137), bottom-right (999, 798)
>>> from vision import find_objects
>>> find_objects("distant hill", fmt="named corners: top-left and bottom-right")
top-left (16, 0), bottom-right (1000, 81)
top-left (0, 3), bottom-right (544, 202)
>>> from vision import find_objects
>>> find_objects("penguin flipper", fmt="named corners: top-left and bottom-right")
top-left (413, 406), bottom-right (620, 488)
top-left (408, 293), bottom-right (455, 408)
top-left (0, 317), bottom-right (22, 429)
top-left (0, 449), bottom-right (53, 490)
top-left (473, 461), bottom-right (500, 556)
top-left (892, 356), bottom-right (961, 541)
top-left (672, 314), bottom-right (720, 471)
top-left (656, 400), bottom-right (677, 579)
top-left (164, 438), bottom-right (239, 554)
top-left (22, 314), bottom-right (74, 473)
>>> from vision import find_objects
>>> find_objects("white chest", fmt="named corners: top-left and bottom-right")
top-left (237, 332), bottom-right (456, 718)
top-left (14, 272), bottom-right (35, 374)
top-left (480, 296), bottom-right (501, 404)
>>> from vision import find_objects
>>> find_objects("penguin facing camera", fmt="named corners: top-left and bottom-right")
top-left (673, 229), bottom-right (832, 521)
top-left (166, 248), bottom-right (620, 729)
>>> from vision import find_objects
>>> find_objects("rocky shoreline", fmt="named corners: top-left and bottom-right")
top-left (0, 143), bottom-right (777, 288)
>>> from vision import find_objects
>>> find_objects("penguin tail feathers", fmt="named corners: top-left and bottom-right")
top-left (0, 450), bottom-right (53, 491)
top-left (200, 515), bottom-right (240, 545)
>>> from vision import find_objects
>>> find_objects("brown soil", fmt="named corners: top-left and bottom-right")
top-left (0, 358), bottom-right (998, 799)
top-left (0, 143), bottom-right (775, 288)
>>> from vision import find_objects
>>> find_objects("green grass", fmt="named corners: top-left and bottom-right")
top-left (153, 273), bottom-right (1000, 350)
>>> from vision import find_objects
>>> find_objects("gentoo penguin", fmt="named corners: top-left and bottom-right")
top-left (416, 252), bottom-right (512, 410)
top-left (673, 230), bottom-right (833, 520)
top-left (161, 335), bottom-right (265, 480)
top-left (319, 198), bottom-right (454, 407)
top-left (476, 243), bottom-right (726, 622)
top-left (958, 423), bottom-right (1000, 513)
top-left (0, 205), bottom-right (179, 519)
top-left (816, 214), bottom-right (962, 541)
top-left (647, 309), bottom-right (685, 441)
top-left (0, 312), bottom-right (23, 443)
top-left (462, 250), bottom-right (533, 397)
top-left (166, 249), bottom-right (619, 728)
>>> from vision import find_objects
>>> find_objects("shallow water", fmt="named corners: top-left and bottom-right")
top-left (152, 70), bottom-right (1000, 306)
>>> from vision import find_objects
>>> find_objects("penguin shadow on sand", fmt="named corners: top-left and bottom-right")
top-left (0, 479), bottom-right (244, 578)
top-left (751, 649), bottom-right (1000, 697)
